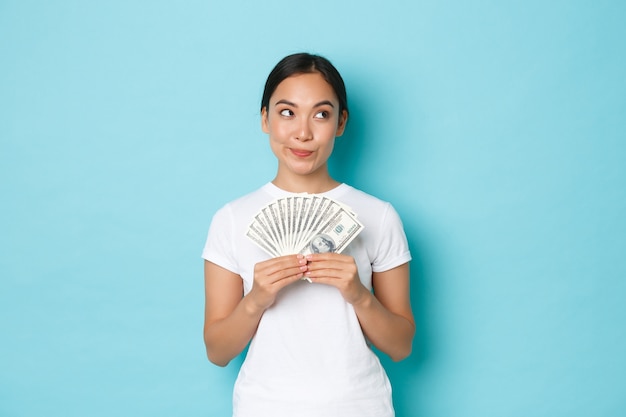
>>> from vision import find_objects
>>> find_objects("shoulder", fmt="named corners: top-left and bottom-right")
top-left (338, 184), bottom-right (395, 216)
top-left (212, 184), bottom-right (275, 220)
top-left (338, 183), bottom-right (386, 204)
top-left (338, 184), bottom-right (411, 271)
top-left (338, 184), bottom-right (406, 235)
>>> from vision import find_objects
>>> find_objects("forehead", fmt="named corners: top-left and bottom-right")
top-left (270, 72), bottom-right (338, 104)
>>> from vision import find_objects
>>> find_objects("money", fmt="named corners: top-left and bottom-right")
top-left (246, 194), bottom-right (363, 257)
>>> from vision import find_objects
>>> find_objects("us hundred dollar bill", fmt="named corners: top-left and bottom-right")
top-left (298, 207), bottom-right (363, 256)
top-left (247, 195), bottom-right (364, 258)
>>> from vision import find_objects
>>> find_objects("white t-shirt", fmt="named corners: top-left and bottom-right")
top-left (203, 182), bottom-right (411, 417)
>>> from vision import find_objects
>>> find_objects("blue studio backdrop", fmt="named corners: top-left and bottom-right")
top-left (1, 1), bottom-right (625, 416)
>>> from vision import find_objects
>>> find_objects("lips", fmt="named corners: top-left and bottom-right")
top-left (290, 149), bottom-right (313, 158)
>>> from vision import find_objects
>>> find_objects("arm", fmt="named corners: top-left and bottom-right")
top-left (203, 255), bottom-right (308, 366)
top-left (203, 261), bottom-right (260, 367)
top-left (353, 263), bottom-right (415, 361)
top-left (304, 255), bottom-right (415, 361)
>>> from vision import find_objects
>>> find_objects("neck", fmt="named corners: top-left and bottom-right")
top-left (272, 170), bottom-right (340, 194)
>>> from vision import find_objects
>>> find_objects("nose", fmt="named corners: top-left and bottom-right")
top-left (296, 119), bottom-right (313, 141)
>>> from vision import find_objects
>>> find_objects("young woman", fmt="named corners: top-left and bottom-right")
top-left (202, 53), bottom-right (415, 417)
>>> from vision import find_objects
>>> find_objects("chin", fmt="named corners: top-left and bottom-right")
top-left (286, 162), bottom-right (318, 175)
top-left (291, 169), bottom-right (317, 177)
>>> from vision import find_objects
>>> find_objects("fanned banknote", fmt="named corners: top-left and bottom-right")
top-left (246, 194), bottom-right (363, 257)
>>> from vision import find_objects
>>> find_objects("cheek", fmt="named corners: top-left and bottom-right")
top-left (269, 122), bottom-right (292, 141)
top-left (318, 122), bottom-right (340, 140)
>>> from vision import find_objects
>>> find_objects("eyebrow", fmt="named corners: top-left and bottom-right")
top-left (274, 99), bottom-right (335, 108)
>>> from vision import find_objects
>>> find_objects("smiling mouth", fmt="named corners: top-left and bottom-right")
top-left (291, 149), bottom-right (313, 157)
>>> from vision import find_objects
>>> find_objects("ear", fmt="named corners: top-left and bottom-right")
top-left (335, 110), bottom-right (348, 137)
top-left (261, 107), bottom-right (270, 133)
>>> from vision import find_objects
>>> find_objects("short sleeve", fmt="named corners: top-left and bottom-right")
top-left (371, 203), bottom-right (412, 273)
top-left (201, 204), bottom-right (239, 274)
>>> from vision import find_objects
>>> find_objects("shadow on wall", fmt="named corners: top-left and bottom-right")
top-left (329, 79), bottom-right (432, 417)
top-left (328, 94), bottom-right (366, 187)
top-left (383, 223), bottom-right (432, 417)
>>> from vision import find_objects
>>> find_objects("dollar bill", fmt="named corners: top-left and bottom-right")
top-left (246, 194), bottom-right (363, 258)
top-left (298, 207), bottom-right (363, 255)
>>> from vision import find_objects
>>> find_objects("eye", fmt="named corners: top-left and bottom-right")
top-left (314, 110), bottom-right (329, 119)
top-left (280, 109), bottom-right (294, 117)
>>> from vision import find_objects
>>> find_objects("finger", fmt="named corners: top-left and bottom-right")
top-left (273, 254), bottom-right (308, 269)
top-left (305, 253), bottom-right (347, 263)
top-left (257, 255), bottom-right (307, 275)
top-left (271, 264), bottom-right (308, 282)
top-left (305, 276), bottom-right (336, 285)
top-left (304, 267), bottom-right (352, 280)
top-left (275, 270), bottom-right (307, 287)
top-left (261, 259), bottom-right (308, 284)
top-left (305, 261), bottom-right (344, 272)
top-left (305, 259), bottom-right (356, 275)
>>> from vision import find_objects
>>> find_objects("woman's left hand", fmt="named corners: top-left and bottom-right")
top-left (304, 253), bottom-right (369, 305)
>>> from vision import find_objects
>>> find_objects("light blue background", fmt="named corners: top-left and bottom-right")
top-left (1, 1), bottom-right (625, 416)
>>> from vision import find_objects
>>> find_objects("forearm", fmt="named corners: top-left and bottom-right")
top-left (352, 291), bottom-right (415, 361)
top-left (204, 295), bottom-right (264, 367)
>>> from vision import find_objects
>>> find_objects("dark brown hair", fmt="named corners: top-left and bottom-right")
top-left (260, 53), bottom-right (349, 116)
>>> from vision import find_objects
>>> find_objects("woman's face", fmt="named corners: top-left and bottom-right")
top-left (262, 72), bottom-right (347, 180)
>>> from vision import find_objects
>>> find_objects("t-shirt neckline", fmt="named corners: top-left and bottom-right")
top-left (263, 182), bottom-right (349, 200)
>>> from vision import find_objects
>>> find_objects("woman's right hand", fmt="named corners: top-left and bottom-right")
top-left (248, 254), bottom-right (308, 312)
